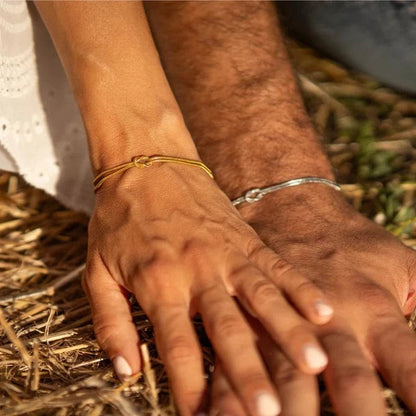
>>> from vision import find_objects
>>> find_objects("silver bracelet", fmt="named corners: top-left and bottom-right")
top-left (231, 177), bottom-right (341, 207)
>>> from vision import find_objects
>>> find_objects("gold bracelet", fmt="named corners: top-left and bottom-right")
top-left (93, 155), bottom-right (214, 191)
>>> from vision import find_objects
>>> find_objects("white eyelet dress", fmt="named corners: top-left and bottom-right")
top-left (0, 0), bottom-right (95, 215)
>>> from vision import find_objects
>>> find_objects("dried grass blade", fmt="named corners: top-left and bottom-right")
top-left (0, 308), bottom-right (31, 366)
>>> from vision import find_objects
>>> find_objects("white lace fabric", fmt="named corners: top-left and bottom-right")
top-left (0, 0), bottom-right (95, 215)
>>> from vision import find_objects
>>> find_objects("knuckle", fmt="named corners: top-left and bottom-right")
top-left (164, 336), bottom-right (197, 363)
top-left (142, 258), bottom-right (171, 277)
top-left (182, 239), bottom-right (206, 258)
top-left (354, 282), bottom-right (392, 314)
top-left (285, 324), bottom-right (311, 342)
top-left (229, 263), bottom-right (253, 279)
top-left (182, 389), bottom-right (206, 406)
top-left (150, 303), bottom-right (187, 328)
top-left (355, 281), bottom-right (384, 300)
top-left (139, 255), bottom-right (177, 285)
top-left (93, 321), bottom-right (122, 350)
top-left (294, 279), bottom-right (319, 295)
top-left (214, 314), bottom-right (247, 338)
top-left (250, 279), bottom-right (279, 306)
top-left (181, 239), bottom-right (225, 269)
top-left (246, 237), bottom-right (266, 258)
top-left (238, 369), bottom-right (268, 387)
top-left (333, 365), bottom-right (376, 391)
top-left (196, 284), bottom-right (218, 304)
top-left (274, 365), bottom-right (304, 385)
top-left (320, 327), bottom-right (355, 346)
top-left (270, 258), bottom-right (294, 279)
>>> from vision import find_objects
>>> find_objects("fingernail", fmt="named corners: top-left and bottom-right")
top-left (314, 299), bottom-right (333, 318)
top-left (113, 355), bottom-right (132, 381)
top-left (303, 344), bottom-right (328, 370)
top-left (255, 392), bottom-right (281, 416)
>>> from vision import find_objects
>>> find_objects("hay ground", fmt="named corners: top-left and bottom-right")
top-left (0, 40), bottom-right (415, 416)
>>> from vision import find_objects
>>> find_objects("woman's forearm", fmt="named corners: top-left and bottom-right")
top-left (34, 1), bottom-right (198, 174)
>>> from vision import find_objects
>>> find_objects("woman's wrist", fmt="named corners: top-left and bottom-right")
top-left (72, 57), bottom-right (201, 174)
top-left (85, 106), bottom-right (200, 174)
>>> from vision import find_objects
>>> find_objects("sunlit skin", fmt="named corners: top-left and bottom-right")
top-left (34, 2), bottom-right (336, 416)
top-left (145, 2), bottom-right (416, 415)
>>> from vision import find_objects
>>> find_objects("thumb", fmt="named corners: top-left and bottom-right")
top-left (82, 259), bottom-right (142, 381)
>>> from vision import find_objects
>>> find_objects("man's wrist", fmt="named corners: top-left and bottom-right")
top-left (209, 128), bottom-right (335, 200)
top-left (239, 182), bottom-right (356, 231)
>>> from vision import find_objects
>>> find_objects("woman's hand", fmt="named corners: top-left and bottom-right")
top-left (224, 185), bottom-right (416, 415)
top-left (82, 165), bottom-right (333, 416)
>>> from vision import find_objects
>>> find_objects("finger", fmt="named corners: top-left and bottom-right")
top-left (232, 264), bottom-right (328, 374)
top-left (370, 313), bottom-right (416, 414)
top-left (254, 320), bottom-right (319, 416)
top-left (210, 362), bottom-right (247, 416)
top-left (319, 321), bottom-right (387, 416)
top-left (150, 303), bottom-right (206, 416)
top-left (248, 243), bottom-right (333, 324)
top-left (82, 261), bottom-right (141, 381)
top-left (211, 315), bottom-right (319, 416)
top-left (198, 285), bottom-right (281, 416)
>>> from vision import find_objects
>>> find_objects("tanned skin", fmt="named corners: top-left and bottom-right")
top-left (147, 2), bottom-right (334, 199)
top-left (145, 2), bottom-right (416, 415)
top-left (34, 2), bottom-right (336, 416)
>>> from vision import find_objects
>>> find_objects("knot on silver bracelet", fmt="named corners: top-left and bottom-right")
top-left (243, 188), bottom-right (265, 203)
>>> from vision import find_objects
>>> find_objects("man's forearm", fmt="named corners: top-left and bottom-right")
top-left (145, 2), bottom-right (334, 201)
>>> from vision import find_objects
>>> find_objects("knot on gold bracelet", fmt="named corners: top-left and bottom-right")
top-left (133, 155), bottom-right (153, 168)
top-left (93, 154), bottom-right (214, 192)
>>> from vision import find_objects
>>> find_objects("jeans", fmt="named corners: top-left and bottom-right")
top-left (277, 1), bottom-right (416, 95)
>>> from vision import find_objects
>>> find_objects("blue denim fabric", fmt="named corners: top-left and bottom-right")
top-left (277, 1), bottom-right (416, 94)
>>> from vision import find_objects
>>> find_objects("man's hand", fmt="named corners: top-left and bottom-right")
top-left (238, 185), bottom-right (416, 414)
top-left (210, 315), bottom-right (388, 416)
top-left (143, 2), bottom-right (416, 413)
